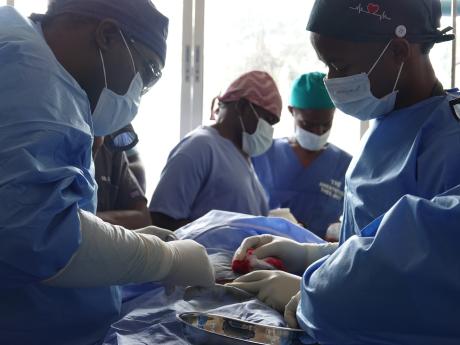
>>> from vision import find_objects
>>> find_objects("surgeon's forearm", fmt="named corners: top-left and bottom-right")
top-left (43, 210), bottom-right (173, 288)
top-left (97, 208), bottom-right (151, 229)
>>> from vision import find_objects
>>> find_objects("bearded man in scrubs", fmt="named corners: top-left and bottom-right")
top-left (252, 72), bottom-right (352, 238)
top-left (150, 71), bottom-right (281, 230)
top-left (0, 1), bottom-right (214, 344)
top-left (229, 0), bottom-right (460, 344)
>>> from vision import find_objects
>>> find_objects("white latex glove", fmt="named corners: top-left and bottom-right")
top-left (233, 235), bottom-right (338, 274)
top-left (165, 240), bottom-right (215, 287)
top-left (226, 270), bottom-right (301, 313)
top-left (134, 225), bottom-right (178, 242)
top-left (44, 210), bottom-right (215, 288)
top-left (284, 291), bottom-right (301, 329)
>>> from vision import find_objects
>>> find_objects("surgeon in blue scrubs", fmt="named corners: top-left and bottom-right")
top-left (229, 0), bottom-right (460, 344)
top-left (0, 1), bottom-right (215, 344)
top-left (252, 72), bottom-right (352, 238)
top-left (150, 71), bottom-right (282, 230)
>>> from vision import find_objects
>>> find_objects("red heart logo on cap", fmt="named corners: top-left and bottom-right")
top-left (367, 3), bottom-right (380, 14)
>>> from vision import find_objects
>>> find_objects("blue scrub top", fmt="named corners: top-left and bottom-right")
top-left (0, 8), bottom-right (120, 345)
top-left (252, 138), bottom-right (351, 237)
top-left (341, 94), bottom-right (460, 241)
top-left (150, 126), bottom-right (269, 221)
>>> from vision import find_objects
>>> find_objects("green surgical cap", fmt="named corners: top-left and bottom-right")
top-left (290, 72), bottom-right (334, 110)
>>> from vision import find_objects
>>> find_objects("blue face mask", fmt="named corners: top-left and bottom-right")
top-left (324, 41), bottom-right (404, 121)
top-left (92, 31), bottom-right (143, 136)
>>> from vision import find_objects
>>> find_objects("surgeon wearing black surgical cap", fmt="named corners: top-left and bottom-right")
top-left (229, 1), bottom-right (460, 344)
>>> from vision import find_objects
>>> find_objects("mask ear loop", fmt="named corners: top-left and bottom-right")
top-left (392, 62), bottom-right (405, 91)
top-left (368, 40), bottom-right (393, 76)
top-left (210, 96), bottom-right (219, 120)
top-left (238, 116), bottom-right (247, 133)
top-left (249, 102), bottom-right (261, 119)
top-left (99, 49), bottom-right (108, 88)
top-left (119, 30), bottom-right (137, 77)
top-left (239, 102), bottom-right (260, 133)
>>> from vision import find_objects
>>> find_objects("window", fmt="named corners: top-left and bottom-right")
top-left (5, 0), bottom-right (460, 198)
top-left (201, 0), bottom-right (362, 156)
top-left (13, 0), bottom-right (47, 16)
top-left (132, 1), bottom-right (183, 198)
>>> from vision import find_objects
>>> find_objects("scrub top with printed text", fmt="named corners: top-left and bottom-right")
top-left (149, 126), bottom-right (269, 221)
top-left (252, 138), bottom-right (352, 238)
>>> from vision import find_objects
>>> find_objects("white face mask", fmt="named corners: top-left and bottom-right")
top-left (239, 103), bottom-right (274, 157)
top-left (92, 31), bottom-right (143, 136)
top-left (295, 127), bottom-right (330, 151)
top-left (324, 40), bottom-right (404, 121)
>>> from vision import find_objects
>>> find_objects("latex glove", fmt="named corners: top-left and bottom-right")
top-left (284, 291), bottom-right (301, 329)
top-left (234, 235), bottom-right (338, 274)
top-left (134, 225), bottom-right (178, 242)
top-left (44, 210), bottom-right (215, 288)
top-left (325, 222), bottom-right (341, 242)
top-left (227, 270), bottom-right (301, 313)
top-left (165, 240), bottom-right (215, 287)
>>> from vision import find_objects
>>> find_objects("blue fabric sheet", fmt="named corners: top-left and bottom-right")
top-left (103, 211), bottom-right (323, 345)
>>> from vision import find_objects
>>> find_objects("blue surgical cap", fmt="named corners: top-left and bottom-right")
top-left (46, 0), bottom-right (169, 66)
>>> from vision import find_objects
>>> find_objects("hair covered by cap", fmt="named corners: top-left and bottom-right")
top-left (218, 71), bottom-right (283, 118)
top-left (46, 0), bottom-right (169, 65)
top-left (290, 72), bottom-right (334, 110)
top-left (307, 0), bottom-right (454, 44)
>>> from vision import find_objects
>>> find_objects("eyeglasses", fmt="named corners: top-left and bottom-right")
top-left (129, 38), bottom-right (163, 95)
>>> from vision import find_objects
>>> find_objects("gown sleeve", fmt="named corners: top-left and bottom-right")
top-left (0, 29), bottom-right (95, 286)
top-left (297, 185), bottom-right (460, 345)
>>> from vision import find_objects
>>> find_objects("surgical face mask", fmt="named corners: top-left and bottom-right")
top-left (324, 40), bottom-right (404, 121)
top-left (239, 103), bottom-right (274, 157)
top-left (92, 31), bottom-right (143, 136)
top-left (295, 127), bottom-right (330, 151)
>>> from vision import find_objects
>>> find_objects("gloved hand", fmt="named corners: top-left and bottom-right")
top-left (226, 270), bottom-right (301, 313)
top-left (44, 210), bottom-right (215, 288)
top-left (134, 225), bottom-right (178, 242)
top-left (284, 291), bottom-right (301, 329)
top-left (233, 235), bottom-right (338, 274)
top-left (165, 240), bottom-right (215, 287)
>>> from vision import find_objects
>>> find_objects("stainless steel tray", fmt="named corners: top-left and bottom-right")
top-left (177, 312), bottom-right (306, 345)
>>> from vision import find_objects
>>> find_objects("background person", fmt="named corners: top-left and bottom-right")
top-left (94, 127), bottom-right (151, 229)
top-left (253, 72), bottom-right (351, 238)
top-left (149, 71), bottom-right (282, 230)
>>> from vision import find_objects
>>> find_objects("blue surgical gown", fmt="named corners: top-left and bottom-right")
top-left (297, 96), bottom-right (460, 344)
top-left (341, 95), bottom-right (460, 240)
top-left (0, 7), bottom-right (120, 345)
top-left (298, 185), bottom-right (460, 345)
top-left (252, 138), bottom-right (351, 237)
top-left (149, 126), bottom-right (269, 220)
